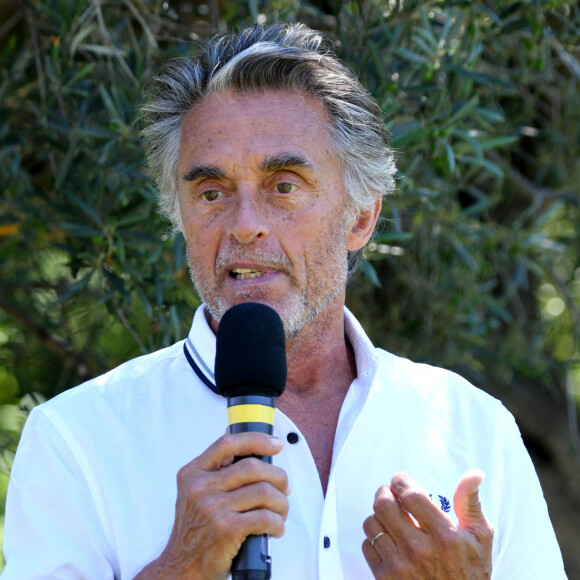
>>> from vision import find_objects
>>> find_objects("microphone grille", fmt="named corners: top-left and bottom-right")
top-left (215, 303), bottom-right (287, 398)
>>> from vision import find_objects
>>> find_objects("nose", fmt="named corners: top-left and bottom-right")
top-left (227, 193), bottom-right (270, 245)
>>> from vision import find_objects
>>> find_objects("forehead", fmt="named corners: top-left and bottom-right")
top-left (178, 89), bottom-right (340, 174)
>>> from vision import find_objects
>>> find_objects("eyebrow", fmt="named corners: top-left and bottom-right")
top-left (182, 153), bottom-right (313, 183)
top-left (262, 153), bottom-right (313, 172)
top-left (182, 165), bottom-right (226, 182)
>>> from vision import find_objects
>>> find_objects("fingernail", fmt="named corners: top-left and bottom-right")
top-left (269, 435), bottom-right (283, 447)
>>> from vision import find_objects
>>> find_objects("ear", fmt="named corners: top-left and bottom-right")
top-left (347, 197), bottom-right (382, 252)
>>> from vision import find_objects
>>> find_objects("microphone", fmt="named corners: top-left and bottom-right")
top-left (215, 302), bottom-right (287, 580)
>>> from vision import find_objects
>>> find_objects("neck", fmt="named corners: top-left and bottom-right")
top-left (283, 298), bottom-right (355, 398)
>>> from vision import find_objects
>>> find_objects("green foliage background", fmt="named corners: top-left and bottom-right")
top-left (1, 0), bottom-right (579, 572)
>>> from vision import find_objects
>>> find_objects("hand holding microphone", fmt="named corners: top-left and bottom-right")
top-left (138, 303), bottom-right (288, 580)
top-left (215, 302), bottom-right (287, 580)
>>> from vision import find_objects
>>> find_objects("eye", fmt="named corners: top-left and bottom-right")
top-left (200, 190), bottom-right (223, 202)
top-left (275, 182), bottom-right (298, 194)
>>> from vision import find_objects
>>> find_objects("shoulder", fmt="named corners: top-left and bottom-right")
top-left (372, 348), bottom-right (506, 422)
top-left (344, 306), bottom-right (506, 421)
top-left (37, 340), bottom-right (188, 419)
top-left (375, 348), bottom-right (492, 394)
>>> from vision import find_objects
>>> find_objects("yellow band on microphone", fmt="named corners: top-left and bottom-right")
top-left (228, 404), bottom-right (275, 425)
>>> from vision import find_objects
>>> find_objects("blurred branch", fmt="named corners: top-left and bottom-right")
top-left (550, 34), bottom-right (580, 82)
top-left (565, 374), bottom-right (580, 455)
top-left (0, 10), bottom-right (21, 41)
top-left (548, 263), bottom-right (580, 452)
top-left (24, 8), bottom-right (46, 113)
top-left (0, 296), bottom-right (94, 380)
top-left (487, 150), bottom-right (569, 207)
top-left (548, 264), bottom-right (580, 332)
top-left (93, 0), bottom-right (139, 86)
top-left (113, 299), bottom-right (147, 353)
top-left (121, 0), bottom-right (158, 49)
top-left (24, 6), bottom-right (57, 176)
top-left (1, 281), bottom-right (61, 293)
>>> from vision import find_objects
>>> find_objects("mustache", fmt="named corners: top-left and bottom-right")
top-left (214, 246), bottom-right (293, 273)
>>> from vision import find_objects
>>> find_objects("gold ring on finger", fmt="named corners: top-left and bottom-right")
top-left (370, 530), bottom-right (387, 547)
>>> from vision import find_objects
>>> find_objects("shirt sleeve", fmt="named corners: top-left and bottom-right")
top-left (490, 407), bottom-right (567, 579)
top-left (2, 408), bottom-right (117, 579)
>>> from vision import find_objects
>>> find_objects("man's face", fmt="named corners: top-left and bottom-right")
top-left (177, 89), bottom-right (362, 337)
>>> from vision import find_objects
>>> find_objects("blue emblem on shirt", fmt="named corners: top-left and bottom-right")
top-left (438, 495), bottom-right (451, 512)
top-left (429, 494), bottom-right (451, 513)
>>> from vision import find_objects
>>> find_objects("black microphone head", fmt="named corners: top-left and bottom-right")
top-left (215, 302), bottom-right (287, 398)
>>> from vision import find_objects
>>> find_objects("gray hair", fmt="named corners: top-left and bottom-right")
top-left (139, 23), bottom-right (396, 275)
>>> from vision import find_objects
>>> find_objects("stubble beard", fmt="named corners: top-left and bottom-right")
top-left (186, 217), bottom-right (351, 339)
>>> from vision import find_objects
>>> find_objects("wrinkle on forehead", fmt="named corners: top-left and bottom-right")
top-left (179, 88), bottom-right (331, 145)
top-left (177, 89), bottom-right (342, 182)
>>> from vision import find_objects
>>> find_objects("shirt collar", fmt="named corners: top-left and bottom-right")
top-left (343, 306), bottom-right (380, 391)
top-left (184, 303), bottom-right (379, 396)
top-left (185, 304), bottom-right (217, 391)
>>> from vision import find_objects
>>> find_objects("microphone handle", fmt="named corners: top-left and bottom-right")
top-left (227, 394), bottom-right (276, 580)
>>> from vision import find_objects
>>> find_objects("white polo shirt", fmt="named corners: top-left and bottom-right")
top-left (2, 305), bottom-right (565, 579)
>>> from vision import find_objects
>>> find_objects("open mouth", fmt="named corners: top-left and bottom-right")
top-left (229, 268), bottom-right (264, 280)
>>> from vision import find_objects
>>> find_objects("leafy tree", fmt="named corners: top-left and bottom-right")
top-left (1, 0), bottom-right (579, 573)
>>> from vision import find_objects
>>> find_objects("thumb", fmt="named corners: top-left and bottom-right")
top-left (453, 468), bottom-right (486, 531)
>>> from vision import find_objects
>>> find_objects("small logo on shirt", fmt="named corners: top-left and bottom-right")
top-left (430, 494), bottom-right (451, 513)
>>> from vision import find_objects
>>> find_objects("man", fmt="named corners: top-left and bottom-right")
top-left (2, 23), bottom-right (566, 579)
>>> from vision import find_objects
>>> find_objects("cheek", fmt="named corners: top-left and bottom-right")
top-left (184, 214), bottom-right (222, 246)
top-left (300, 224), bottom-right (347, 268)
top-left (184, 223), bottom-right (221, 272)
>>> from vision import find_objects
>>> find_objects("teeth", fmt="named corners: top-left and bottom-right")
top-left (230, 268), bottom-right (264, 280)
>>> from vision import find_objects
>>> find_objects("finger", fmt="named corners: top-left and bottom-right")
top-left (361, 535), bottom-right (383, 571)
top-left (362, 516), bottom-right (393, 577)
top-left (363, 514), bottom-right (386, 547)
top-left (363, 515), bottom-right (394, 553)
top-left (223, 456), bottom-right (290, 495)
top-left (235, 507), bottom-right (287, 539)
top-left (194, 433), bottom-right (284, 471)
top-left (229, 480), bottom-right (290, 520)
top-left (373, 482), bottom-right (423, 540)
top-left (453, 469), bottom-right (491, 536)
top-left (390, 472), bottom-right (450, 533)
